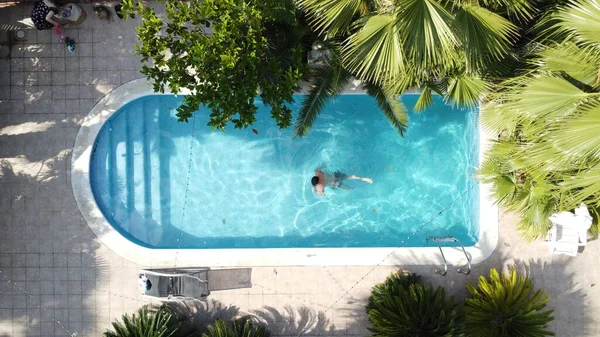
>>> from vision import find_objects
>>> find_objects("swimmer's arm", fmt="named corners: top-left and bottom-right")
top-left (312, 186), bottom-right (325, 195)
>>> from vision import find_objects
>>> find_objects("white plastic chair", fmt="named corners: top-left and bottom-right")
top-left (545, 203), bottom-right (592, 256)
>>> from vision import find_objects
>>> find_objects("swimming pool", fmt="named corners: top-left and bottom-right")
top-left (90, 93), bottom-right (478, 249)
top-left (72, 79), bottom-right (497, 266)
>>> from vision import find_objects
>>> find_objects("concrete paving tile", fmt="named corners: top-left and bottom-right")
top-left (51, 72), bottom-right (65, 86)
top-left (52, 86), bottom-right (65, 100)
top-left (11, 72), bottom-right (24, 86)
top-left (78, 43), bottom-right (93, 57)
top-left (40, 323), bottom-right (56, 336)
top-left (13, 295), bottom-right (27, 308)
top-left (64, 100), bottom-right (79, 114)
top-left (78, 30), bottom-right (92, 43)
top-left (13, 254), bottom-right (27, 268)
top-left (0, 295), bottom-right (13, 309)
top-left (79, 58), bottom-right (93, 70)
top-left (51, 44), bottom-right (65, 58)
top-left (53, 255), bottom-right (68, 268)
top-left (37, 58), bottom-right (51, 72)
top-left (25, 281), bottom-right (40, 295)
top-left (26, 295), bottom-right (40, 309)
top-left (64, 86), bottom-right (79, 100)
top-left (0, 60), bottom-right (10, 72)
top-left (37, 72), bottom-right (51, 86)
top-left (0, 87), bottom-right (9, 100)
top-left (11, 58), bottom-right (24, 72)
top-left (54, 308), bottom-right (68, 323)
top-left (51, 58), bottom-right (65, 72)
top-left (11, 86), bottom-right (25, 100)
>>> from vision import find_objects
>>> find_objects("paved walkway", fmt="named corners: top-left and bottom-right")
top-left (0, 3), bottom-right (598, 337)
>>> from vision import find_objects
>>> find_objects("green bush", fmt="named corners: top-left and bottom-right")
top-left (366, 271), bottom-right (461, 336)
top-left (464, 268), bottom-right (554, 337)
top-left (203, 317), bottom-right (270, 337)
top-left (104, 305), bottom-right (180, 337)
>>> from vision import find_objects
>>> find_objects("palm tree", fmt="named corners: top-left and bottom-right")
top-left (464, 268), bottom-right (554, 337)
top-left (293, 39), bottom-right (407, 136)
top-left (104, 305), bottom-right (180, 337)
top-left (479, 0), bottom-right (600, 240)
top-left (366, 271), bottom-right (461, 336)
top-left (293, 0), bottom-right (536, 136)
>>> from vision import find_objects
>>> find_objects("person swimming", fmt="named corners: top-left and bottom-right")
top-left (311, 168), bottom-right (372, 195)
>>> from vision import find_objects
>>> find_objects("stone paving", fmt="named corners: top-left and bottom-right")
top-left (1, 2), bottom-right (599, 337)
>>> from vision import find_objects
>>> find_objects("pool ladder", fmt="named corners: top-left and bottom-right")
top-left (426, 235), bottom-right (471, 276)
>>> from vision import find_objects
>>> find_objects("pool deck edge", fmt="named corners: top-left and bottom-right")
top-left (71, 78), bottom-right (499, 267)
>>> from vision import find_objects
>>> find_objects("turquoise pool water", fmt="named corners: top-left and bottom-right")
top-left (90, 94), bottom-right (479, 249)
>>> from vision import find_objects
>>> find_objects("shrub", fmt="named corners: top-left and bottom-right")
top-left (104, 305), bottom-right (180, 337)
top-left (203, 317), bottom-right (270, 337)
top-left (367, 271), bottom-right (461, 336)
top-left (464, 268), bottom-right (554, 337)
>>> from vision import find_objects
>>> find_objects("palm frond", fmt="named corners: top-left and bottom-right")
top-left (364, 82), bottom-right (408, 136)
top-left (415, 85), bottom-right (434, 111)
top-left (547, 101), bottom-right (600, 161)
top-left (446, 74), bottom-right (490, 108)
top-left (479, 0), bottom-right (537, 22)
top-left (559, 162), bottom-right (600, 208)
top-left (296, 0), bottom-right (374, 36)
top-left (342, 14), bottom-right (406, 85)
top-left (454, 4), bottom-right (520, 70)
top-left (294, 62), bottom-right (353, 137)
top-left (503, 75), bottom-right (590, 121)
top-left (536, 42), bottom-right (600, 86)
top-left (396, 0), bottom-right (458, 67)
top-left (480, 100), bottom-right (519, 136)
top-left (554, 0), bottom-right (600, 47)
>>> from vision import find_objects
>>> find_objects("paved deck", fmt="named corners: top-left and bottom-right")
top-left (0, 3), bottom-right (599, 337)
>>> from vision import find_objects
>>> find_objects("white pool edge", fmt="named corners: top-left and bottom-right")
top-left (71, 78), bottom-right (498, 267)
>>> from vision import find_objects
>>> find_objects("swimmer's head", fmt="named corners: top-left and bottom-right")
top-left (311, 176), bottom-right (319, 186)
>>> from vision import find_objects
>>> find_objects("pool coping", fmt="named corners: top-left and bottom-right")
top-left (71, 78), bottom-right (498, 267)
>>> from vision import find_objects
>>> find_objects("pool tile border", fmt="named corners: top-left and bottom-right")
top-left (71, 78), bottom-right (498, 267)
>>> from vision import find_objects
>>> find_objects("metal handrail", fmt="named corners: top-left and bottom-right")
top-left (455, 238), bottom-right (472, 275)
top-left (426, 235), bottom-right (471, 276)
top-left (426, 236), bottom-right (448, 276)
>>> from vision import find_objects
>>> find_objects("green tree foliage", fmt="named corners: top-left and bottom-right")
top-left (464, 268), bottom-right (554, 337)
top-left (121, 0), bottom-right (306, 130)
top-left (479, 0), bottom-right (600, 240)
top-left (366, 271), bottom-right (461, 336)
top-left (294, 0), bottom-right (538, 135)
top-left (203, 317), bottom-right (270, 337)
top-left (103, 305), bottom-right (180, 337)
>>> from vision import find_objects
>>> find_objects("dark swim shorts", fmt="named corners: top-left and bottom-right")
top-left (333, 171), bottom-right (347, 187)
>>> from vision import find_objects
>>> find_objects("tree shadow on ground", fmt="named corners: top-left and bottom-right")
top-left (510, 257), bottom-right (590, 337)
top-left (250, 305), bottom-right (336, 337)
top-left (159, 298), bottom-right (367, 337)
top-left (164, 299), bottom-right (240, 337)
